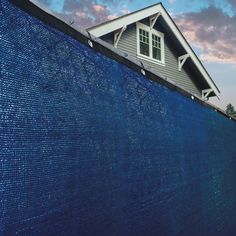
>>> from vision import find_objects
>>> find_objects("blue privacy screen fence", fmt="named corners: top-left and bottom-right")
top-left (1, 0), bottom-right (236, 235)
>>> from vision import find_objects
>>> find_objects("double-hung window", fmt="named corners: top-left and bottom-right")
top-left (137, 22), bottom-right (165, 65)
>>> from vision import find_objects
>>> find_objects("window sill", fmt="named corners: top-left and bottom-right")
top-left (137, 54), bottom-right (165, 67)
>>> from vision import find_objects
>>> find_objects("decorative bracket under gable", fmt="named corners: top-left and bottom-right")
top-left (114, 25), bottom-right (127, 48)
top-left (202, 88), bottom-right (213, 100)
top-left (178, 54), bottom-right (190, 71)
top-left (149, 12), bottom-right (161, 30)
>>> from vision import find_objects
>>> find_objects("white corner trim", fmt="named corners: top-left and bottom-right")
top-left (178, 54), bottom-right (190, 71)
top-left (114, 25), bottom-right (127, 48)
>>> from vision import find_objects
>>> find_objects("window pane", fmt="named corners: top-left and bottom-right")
top-left (140, 42), bottom-right (150, 56)
top-left (153, 47), bottom-right (161, 60)
top-left (139, 28), bottom-right (149, 56)
top-left (152, 33), bottom-right (161, 60)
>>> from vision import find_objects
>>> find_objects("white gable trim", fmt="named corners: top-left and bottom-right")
top-left (159, 8), bottom-right (220, 97)
top-left (88, 4), bottom-right (163, 37)
top-left (88, 3), bottom-right (220, 97)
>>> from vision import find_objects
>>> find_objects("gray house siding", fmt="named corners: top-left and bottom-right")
top-left (101, 23), bottom-right (202, 97)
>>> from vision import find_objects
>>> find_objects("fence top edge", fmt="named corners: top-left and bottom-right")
top-left (9, 0), bottom-right (236, 123)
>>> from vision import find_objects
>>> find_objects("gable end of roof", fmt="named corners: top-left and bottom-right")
top-left (87, 3), bottom-right (220, 98)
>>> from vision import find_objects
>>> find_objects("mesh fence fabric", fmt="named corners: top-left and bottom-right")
top-left (1, 0), bottom-right (236, 235)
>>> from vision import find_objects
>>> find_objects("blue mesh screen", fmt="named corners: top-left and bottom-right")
top-left (1, 1), bottom-right (236, 235)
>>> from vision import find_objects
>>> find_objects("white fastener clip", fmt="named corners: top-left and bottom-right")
top-left (88, 40), bottom-right (93, 48)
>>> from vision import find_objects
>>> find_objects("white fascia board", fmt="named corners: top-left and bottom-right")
top-left (88, 4), bottom-right (220, 97)
top-left (159, 7), bottom-right (220, 97)
top-left (88, 5), bottom-right (163, 37)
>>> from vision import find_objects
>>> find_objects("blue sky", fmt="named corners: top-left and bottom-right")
top-left (32, 0), bottom-right (236, 110)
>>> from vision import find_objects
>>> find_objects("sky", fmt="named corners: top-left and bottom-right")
top-left (31, 0), bottom-right (236, 110)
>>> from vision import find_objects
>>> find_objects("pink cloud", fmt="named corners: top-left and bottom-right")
top-left (75, 11), bottom-right (86, 18)
top-left (55, 0), bottom-right (133, 28)
top-left (174, 7), bottom-right (236, 64)
top-left (107, 14), bottom-right (118, 20)
top-left (93, 4), bottom-right (106, 12)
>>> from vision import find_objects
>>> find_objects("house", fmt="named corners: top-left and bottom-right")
top-left (88, 3), bottom-right (220, 100)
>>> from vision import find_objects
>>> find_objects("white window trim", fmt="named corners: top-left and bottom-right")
top-left (136, 22), bottom-right (165, 66)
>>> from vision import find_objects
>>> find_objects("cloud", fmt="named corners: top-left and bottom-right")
top-left (228, 0), bottom-right (236, 10)
top-left (93, 4), bottom-right (106, 12)
top-left (60, 0), bottom-right (130, 28)
top-left (121, 8), bottom-right (130, 15)
top-left (174, 6), bottom-right (236, 64)
top-left (61, 1), bottom-right (111, 27)
top-left (107, 14), bottom-right (118, 20)
top-left (31, 0), bottom-right (130, 28)
top-left (168, 0), bottom-right (175, 4)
